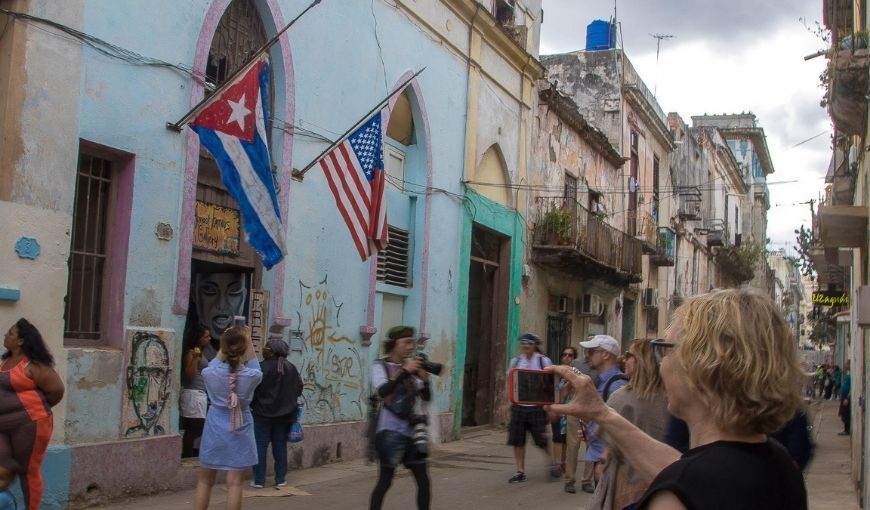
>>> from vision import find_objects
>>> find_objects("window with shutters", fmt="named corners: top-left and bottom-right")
top-left (377, 225), bottom-right (411, 287)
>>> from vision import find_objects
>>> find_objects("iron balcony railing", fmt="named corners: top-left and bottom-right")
top-left (532, 197), bottom-right (642, 277)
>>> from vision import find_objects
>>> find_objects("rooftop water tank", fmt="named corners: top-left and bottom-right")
top-left (586, 20), bottom-right (615, 51)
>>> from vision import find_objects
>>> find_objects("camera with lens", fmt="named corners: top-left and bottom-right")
top-left (414, 352), bottom-right (443, 376)
top-left (409, 414), bottom-right (429, 458)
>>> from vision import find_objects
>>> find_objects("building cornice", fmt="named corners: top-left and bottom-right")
top-left (623, 86), bottom-right (676, 151)
top-left (715, 127), bottom-right (775, 176)
top-left (538, 84), bottom-right (625, 168)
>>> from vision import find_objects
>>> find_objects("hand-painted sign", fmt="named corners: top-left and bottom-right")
top-left (249, 289), bottom-right (270, 356)
top-left (811, 291), bottom-right (849, 307)
top-left (194, 201), bottom-right (241, 256)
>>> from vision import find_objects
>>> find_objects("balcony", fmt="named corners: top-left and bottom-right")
top-left (818, 205), bottom-right (868, 248)
top-left (650, 227), bottom-right (676, 266)
top-left (636, 211), bottom-right (658, 253)
top-left (826, 48), bottom-right (870, 136)
top-left (531, 197), bottom-right (642, 284)
top-left (676, 187), bottom-right (702, 220)
top-left (706, 219), bottom-right (729, 248)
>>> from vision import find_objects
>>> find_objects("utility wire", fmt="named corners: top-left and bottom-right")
top-left (0, 7), bottom-right (203, 84)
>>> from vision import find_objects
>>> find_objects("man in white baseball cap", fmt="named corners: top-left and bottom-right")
top-left (576, 334), bottom-right (627, 492)
top-left (579, 334), bottom-right (621, 358)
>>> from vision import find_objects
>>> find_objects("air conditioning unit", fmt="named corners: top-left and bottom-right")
top-left (557, 296), bottom-right (573, 314)
top-left (577, 293), bottom-right (603, 316)
top-left (642, 288), bottom-right (658, 308)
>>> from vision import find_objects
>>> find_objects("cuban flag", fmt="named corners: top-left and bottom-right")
top-left (318, 113), bottom-right (388, 261)
top-left (190, 56), bottom-right (286, 269)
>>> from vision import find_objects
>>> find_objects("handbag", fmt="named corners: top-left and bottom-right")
top-left (288, 399), bottom-right (304, 443)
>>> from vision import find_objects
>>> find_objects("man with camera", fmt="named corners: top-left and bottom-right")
top-left (369, 325), bottom-right (438, 510)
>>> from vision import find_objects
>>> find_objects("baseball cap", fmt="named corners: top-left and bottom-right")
top-left (518, 333), bottom-right (542, 345)
top-left (579, 334), bottom-right (620, 356)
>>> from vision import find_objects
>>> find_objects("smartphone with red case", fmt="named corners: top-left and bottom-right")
top-left (508, 368), bottom-right (556, 405)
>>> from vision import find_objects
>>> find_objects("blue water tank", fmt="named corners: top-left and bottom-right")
top-left (586, 20), bottom-right (614, 51)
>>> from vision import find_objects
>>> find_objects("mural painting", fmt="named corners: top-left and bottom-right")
top-left (122, 328), bottom-right (174, 438)
top-left (292, 276), bottom-right (363, 423)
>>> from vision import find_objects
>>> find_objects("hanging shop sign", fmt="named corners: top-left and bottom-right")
top-left (811, 291), bottom-right (849, 307)
top-left (194, 201), bottom-right (241, 256)
top-left (249, 289), bottom-right (270, 356)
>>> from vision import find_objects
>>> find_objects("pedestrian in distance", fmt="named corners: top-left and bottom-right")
top-left (546, 288), bottom-right (807, 509)
top-left (577, 334), bottom-right (628, 493)
top-left (193, 326), bottom-right (263, 510)
top-left (369, 326), bottom-right (432, 510)
top-left (506, 333), bottom-right (557, 484)
top-left (563, 335), bottom-right (600, 494)
top-left (589, 338), bottom-right (669, 510)
top-left (250, 338), bottom-right (303, 488)
top-left (832, 364), bottom-right (842, 400)
top-left (181, 323), bottom-right (211, 458)
top-left (549, 347), bottom-right (578, 476)
top-left (839, 360), bottom-right (852, 436)
top-left (0, 319), bottom-right (65, 510)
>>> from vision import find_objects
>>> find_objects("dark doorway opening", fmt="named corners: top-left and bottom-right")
top-left (462, 224), bottom-right (510, 426)
top-left (621, 298), bottom-right (636, 346)
top-left (546, 315), bottom-right (572, 365)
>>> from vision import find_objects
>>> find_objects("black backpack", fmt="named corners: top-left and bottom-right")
top-left (602, 373), bottom-right (629, 401)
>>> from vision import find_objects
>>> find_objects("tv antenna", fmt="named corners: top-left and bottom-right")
top-left (650, 33), bottom-right (674, 96)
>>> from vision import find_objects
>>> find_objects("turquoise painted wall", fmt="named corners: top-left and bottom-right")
top-left (454, 188), bottom-right (525, 431)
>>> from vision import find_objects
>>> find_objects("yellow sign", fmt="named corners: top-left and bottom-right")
top-left (194, 201), bottom-right (241, 256)
top-left (811, 291), bottom-right (849, 307)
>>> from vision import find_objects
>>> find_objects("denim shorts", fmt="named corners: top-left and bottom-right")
top-left (375, 430), bottom-right (425, 468)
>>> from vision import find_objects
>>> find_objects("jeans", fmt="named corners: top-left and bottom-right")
top-left (252, 418), bottom-right (290, 486)
top-left (0, 490), bottom-right (16, 510)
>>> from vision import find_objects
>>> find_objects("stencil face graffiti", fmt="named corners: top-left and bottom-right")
top-left (294, 276), bottom-right (363, 422)
top-left (123, 330), bottom-right (172, 438)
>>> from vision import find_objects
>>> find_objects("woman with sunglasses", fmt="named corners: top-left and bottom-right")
top-left (546, 289), bottom-right (807, 510)
top-left (588, 338), bottom-right (669, 510)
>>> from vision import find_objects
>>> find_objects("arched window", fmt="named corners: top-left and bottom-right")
top-left (206, 0), bottom-right (268, 88)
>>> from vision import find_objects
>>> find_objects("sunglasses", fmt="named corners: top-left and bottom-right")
top-left (651, 339), bottom-right (675, 364)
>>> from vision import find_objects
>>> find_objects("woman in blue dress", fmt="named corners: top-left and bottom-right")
top-left (194, 326), bottom-right (263, 510)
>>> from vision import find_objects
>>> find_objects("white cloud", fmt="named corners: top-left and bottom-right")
top-left (540, 2), bottom-right (831, 254)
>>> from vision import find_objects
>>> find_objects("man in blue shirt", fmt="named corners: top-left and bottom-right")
top-left (577, 334), bottom-right (628, 493)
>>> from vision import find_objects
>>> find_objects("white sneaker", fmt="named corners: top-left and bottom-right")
top-left (249, 482), bottom-right (264, 489)
top-left (276, 482), bottom-right (287, 487)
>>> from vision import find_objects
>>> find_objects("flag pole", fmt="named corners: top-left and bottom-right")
top-left (292, 67), bottom-right (426, 180)
top-left (167, 0), bottom-right (322, 131)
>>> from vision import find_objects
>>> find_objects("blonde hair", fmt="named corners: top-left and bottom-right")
top-left (220, 326), bottom-right (248, 373)
top-left (625, 338), bottom-right (665, 401)
top-left (672, 288), bottom-right (803, 435)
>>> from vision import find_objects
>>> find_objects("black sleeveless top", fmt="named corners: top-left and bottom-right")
top-left (636, 438), bottom-right (807, 510)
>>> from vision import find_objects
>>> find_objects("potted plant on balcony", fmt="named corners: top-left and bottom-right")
top-left (542, 203), bottom-right (572, 245)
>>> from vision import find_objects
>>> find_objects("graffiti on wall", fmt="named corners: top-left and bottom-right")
top-left (293, 275), bottom-right (363, 423)
top-left (121, 328), bottom-right (174, 439)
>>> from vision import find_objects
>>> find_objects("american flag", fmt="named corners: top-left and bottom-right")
top-left (318, 113), bottom-right (388, 261)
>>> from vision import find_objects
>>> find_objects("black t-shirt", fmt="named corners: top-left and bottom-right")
top-left (636, 439), bottom-right (807, 510)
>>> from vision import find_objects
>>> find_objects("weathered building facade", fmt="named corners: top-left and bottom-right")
top-left (0, 0), bottom-right (544, 506)
top-left (541, 47), bottom-right (677, 342)
top-left (526, 82), bottom-right (638, 358)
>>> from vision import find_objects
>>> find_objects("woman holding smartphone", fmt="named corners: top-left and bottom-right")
top-left (193, 326), bottom-right (262, 510)
top-left (547, 289), bottom-right (807, 509)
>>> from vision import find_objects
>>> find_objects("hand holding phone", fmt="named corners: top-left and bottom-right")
top-left (509, 368), bottom-right (556, 405)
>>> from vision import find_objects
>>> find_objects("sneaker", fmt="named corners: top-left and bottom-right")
top-left (581, 481), bottom-right (595, 493)
top-left (549, 463), bottom-right (563, 479)
top-left (508, 471), bottom-right (527, 483)
top-left (276, 482), bottom-right (287, 487)
top-left (564, 481), bottom-right (576, 494)
top-left (249, 482), bottom-right (264, 489)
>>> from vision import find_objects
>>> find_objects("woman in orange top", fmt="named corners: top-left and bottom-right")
top-left (1, 319), bottom-right (65, 510)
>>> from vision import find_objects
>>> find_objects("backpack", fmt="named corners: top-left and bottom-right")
top-left (602, 373), bottom-right (629, 401)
